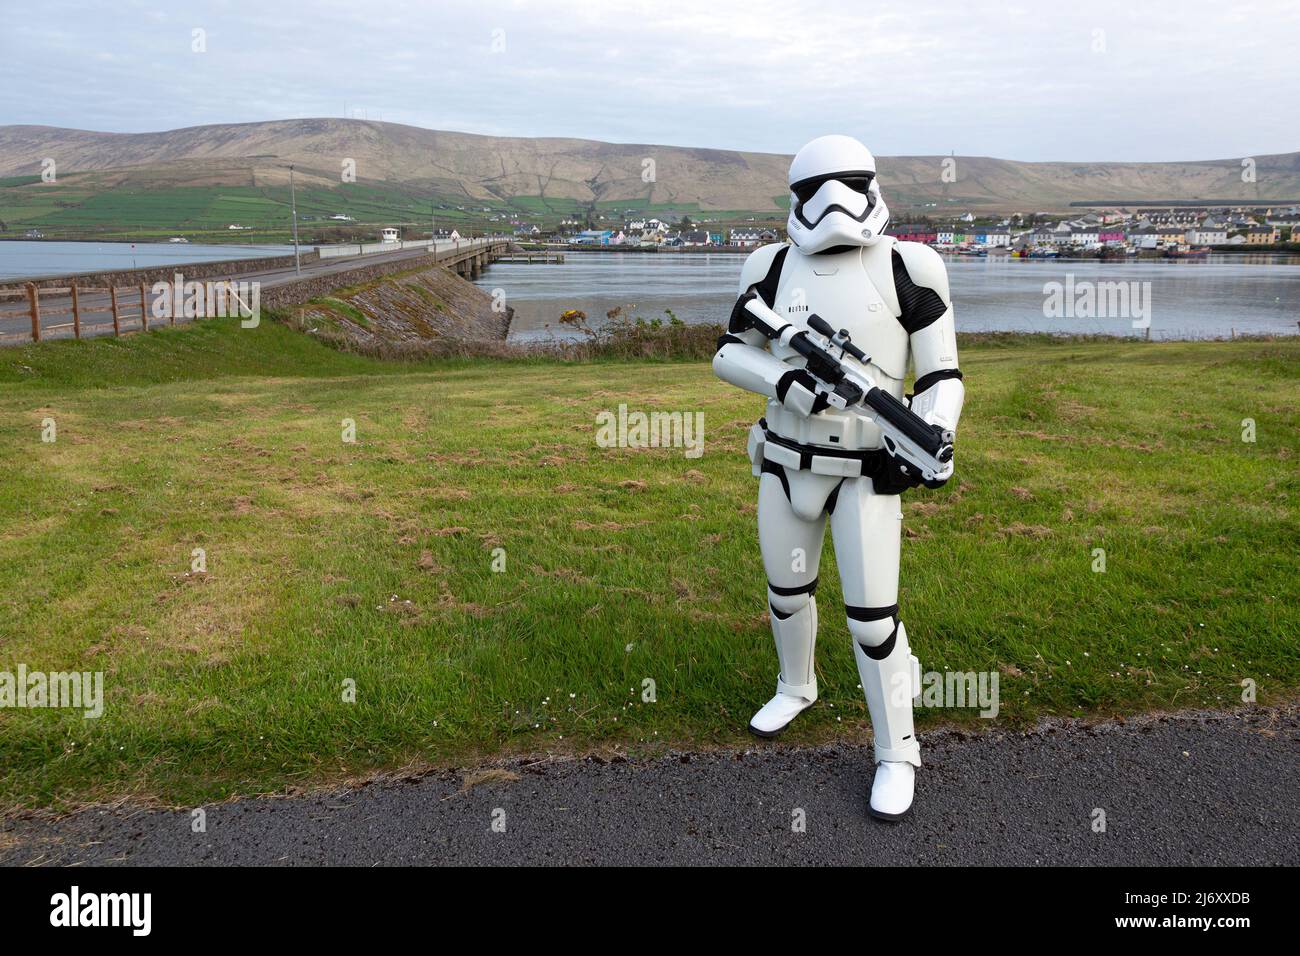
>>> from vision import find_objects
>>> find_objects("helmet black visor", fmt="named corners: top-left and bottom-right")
top-left (790, 171), bottom-right (875, 205)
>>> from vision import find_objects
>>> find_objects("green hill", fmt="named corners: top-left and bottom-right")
top-left (2, 119), bottom-right (1298, 240)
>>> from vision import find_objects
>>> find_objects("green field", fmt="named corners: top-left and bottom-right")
top-left (0, 174), bottom-right (784, 244)
top-left (0, 177), bottom-right (518, 243)
top-left (0, 321), bottom-right (1296, 809)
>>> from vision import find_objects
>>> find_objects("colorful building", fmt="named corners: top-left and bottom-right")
top-left (892, 224), bottom-right (938, 243)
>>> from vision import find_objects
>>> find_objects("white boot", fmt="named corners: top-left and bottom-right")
top-left (850, 618), bottom-right (921, 819)
top-left (868, 760), bottom-right (915, 820)
top-left (749, 691), bottom-right (815, 737)
top-left (749, 590), bottom-right (818, 738)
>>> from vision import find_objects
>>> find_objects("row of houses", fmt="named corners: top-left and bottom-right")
top-left (553, 219), bottom-right (1291, 251)
top-left (1137, 207), bottom-right (1300, 230)
top-left (1129, 224), bottom-right (1283, 248)
top-left (1030, 218), bottom-right (1290, 251)
top-left (893, 225), bottom-right (1013, 246)
top-left (898, 210), bottom-right (1296, 252)
top-left (505, 202), bottom-right (1300, 252)
top-left (557, 226), bottom-right (781, 248)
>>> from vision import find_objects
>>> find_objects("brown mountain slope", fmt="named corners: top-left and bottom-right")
top-left (2, 119), bottom-right (1298, 211)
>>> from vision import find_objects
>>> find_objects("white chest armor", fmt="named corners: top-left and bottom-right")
top-left (764, 242), bottom-right (910, 450)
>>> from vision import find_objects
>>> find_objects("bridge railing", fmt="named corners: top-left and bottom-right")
top-left (316, 238), bottom-right (501, 260)
top-left (2, 240), bottom-right (508, 345)
top-left (0, 282), bottom-right (161, 344)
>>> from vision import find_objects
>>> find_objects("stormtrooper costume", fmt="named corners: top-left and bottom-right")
top-left (712, 135), bottom-right (964, 820)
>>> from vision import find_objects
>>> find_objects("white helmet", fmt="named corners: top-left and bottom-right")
top-left (786, 134), bottom-right (890, 254)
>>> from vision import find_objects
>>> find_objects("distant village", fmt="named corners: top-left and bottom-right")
top-left (102, 202), bottom-right (1296, 255)
top-left (502, 205), bottom-right (1300, 257)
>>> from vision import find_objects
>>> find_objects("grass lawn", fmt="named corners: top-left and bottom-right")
top-left (0, 321), bottom-right (1296, 809)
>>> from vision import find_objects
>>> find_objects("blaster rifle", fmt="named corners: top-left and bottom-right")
top-left (738, 293), bottom-right (954, 484)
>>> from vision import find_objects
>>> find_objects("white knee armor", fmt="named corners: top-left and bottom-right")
top-left (713, 135), bottom-right (965, 820)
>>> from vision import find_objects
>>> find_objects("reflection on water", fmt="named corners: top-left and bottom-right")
top-left (0, 240), bottom-right (297, 281)
top-left (476, 251), bottom-right (1300, 342)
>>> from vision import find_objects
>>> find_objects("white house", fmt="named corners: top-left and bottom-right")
top-left (730, 227), bottom-right (778, 247)
top-left (1186, 226), bottom-right (1227, 246)
top-left (1056, 225), bottom-right (1099, 247)
top-left (381, 227), bottom-right (400, 243)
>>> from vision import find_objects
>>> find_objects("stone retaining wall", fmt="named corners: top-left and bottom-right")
top-left (274, 255), bottom-right (510, 344)
top-left (258, 252), bottom-right (440, 311)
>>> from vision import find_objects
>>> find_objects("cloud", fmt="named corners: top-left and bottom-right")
top-left (1, 0), bottom-right (1296, 161)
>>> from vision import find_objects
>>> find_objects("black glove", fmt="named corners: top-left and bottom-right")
top-left (870, 449), bottom-right (955, 494)
top-left (871, 453), bottom-right (925, 495)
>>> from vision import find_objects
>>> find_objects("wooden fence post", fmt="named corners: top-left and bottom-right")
top-left (140, 284), bottom-right (148, 332)
top-left (27, 283), bottom-right (40, 342)
top-left (71, 282), bottom-right (81, 339)
top-left (110, 286), bottom-right (121, 335)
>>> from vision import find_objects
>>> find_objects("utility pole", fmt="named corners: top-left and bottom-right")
top-left (289, 164), bottom-right (301, 275)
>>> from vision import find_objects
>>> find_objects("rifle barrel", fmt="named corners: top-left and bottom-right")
top-left (862, 387), bottom-right (945, 456)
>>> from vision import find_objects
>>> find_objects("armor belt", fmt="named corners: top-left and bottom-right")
top-left (761, 423), bottom-right (891, 479)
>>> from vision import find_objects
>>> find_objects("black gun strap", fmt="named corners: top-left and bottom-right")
top-left (753, 245), bottom-right (789, 307)
top-left (729, 244), bottom-right (790, 334)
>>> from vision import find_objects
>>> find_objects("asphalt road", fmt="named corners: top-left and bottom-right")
top-left (0, 242), bottom-right (486, 342)
top-left (1, 707), bottom-right (1294, 866)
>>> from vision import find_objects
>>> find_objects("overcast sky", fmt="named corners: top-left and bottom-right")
top-left (3, 0), bottom-right (1297, 162)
